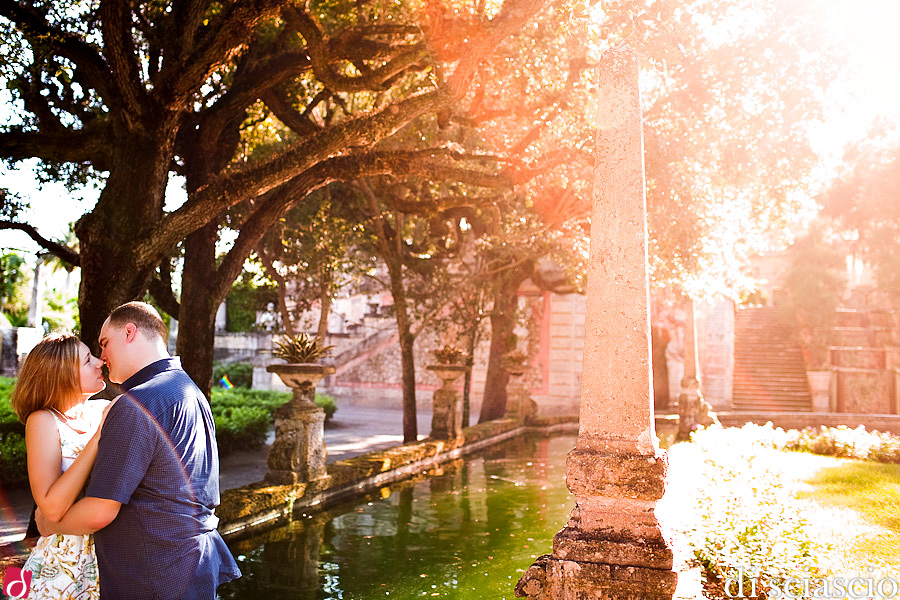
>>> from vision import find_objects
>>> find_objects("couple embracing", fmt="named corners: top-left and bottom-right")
top-left (10, 301), bottom-right (241, 599)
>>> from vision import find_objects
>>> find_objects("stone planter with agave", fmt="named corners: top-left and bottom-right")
top-left (268, 333), bottom-right (336, 403)
top-left (427, 345), bottom-right (470, 440)
top-left (265, 333), bottom-right (335, 485)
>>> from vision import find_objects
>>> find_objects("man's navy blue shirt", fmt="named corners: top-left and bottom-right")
top-left (86, 357), bottom-right (241, 599)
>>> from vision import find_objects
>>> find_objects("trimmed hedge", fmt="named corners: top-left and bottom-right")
top-left (212, 362), bottom-right (254, 389)
top-left (208, 388), bottom-right (338, 456)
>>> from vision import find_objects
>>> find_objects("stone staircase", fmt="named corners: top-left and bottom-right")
top-left (732, 306), bottom-right (812, 411)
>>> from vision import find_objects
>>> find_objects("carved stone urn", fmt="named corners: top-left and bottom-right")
top-left (265, 363), bottom-right (336, 485)
top-left (426, 364), bottom-right (469, 440)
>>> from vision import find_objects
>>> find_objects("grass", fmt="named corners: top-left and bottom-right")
top-left (800, 460), bottom-right (900, 564)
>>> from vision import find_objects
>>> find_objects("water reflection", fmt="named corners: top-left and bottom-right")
top-left (219, 434), bottom-right (576, 600)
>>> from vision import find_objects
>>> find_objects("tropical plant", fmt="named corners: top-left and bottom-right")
top-left (272, 332), bottom-right (334, 364)
top-left (432, 345), bottom-right (467, 365)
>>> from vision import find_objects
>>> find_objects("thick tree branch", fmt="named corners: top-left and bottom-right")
top-left (285, 7), bottom-right (429, 92)
top-left (206, 146), bottom-right (514, 303)
top-left (148, 276), bottom-right (181, 317)
top-left (262, 86), bottom-right (324, 137)
top-left (100, 1), bottom-right (147, 119)
top-left (141, 89), bottom-right (453, 263)
top-left (160, 0), bottom-right (286, 105)
top-left (0, 220), bottom-right (81, 266)
top-left (167, 0), bottom-right (214, 62)
top-left (0, 126), bottom-right (112, 170)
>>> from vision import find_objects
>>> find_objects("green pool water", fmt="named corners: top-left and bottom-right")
top-left (218, 434), bottom-right (577, 600)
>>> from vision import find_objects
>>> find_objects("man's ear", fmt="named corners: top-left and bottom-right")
top-left (123, 323), bottom-right (138, 342)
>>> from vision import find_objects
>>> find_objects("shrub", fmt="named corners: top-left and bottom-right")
top-left (0, 434), bottom-right (28, 486)
top-left (0, 376), bottom-right (27, 486)
top-left (315, 393), bottom-right (338, 422)
top-left (208, 388), bottom-right (338, 456)
top-left (680, 426), bottom-right (831, 598)
top-left (212, 362), bottom-right (254, 389)
top-left (784, 425), bottom-right (900, 464)
top-left (210, 388), bottom-right (290, 455)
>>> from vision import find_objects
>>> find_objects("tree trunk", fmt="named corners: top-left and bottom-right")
top-left (388, 259), bottom-right (418, 443)
top-left (360, 183), bottom-right (418, 442)
top-left (378, 231), bottom-right (418, 442)
top-left (75, 137), bottom-right (173, 349)
top-left (462, 329), bottom-right (478, 428)
top-left (478, 267), bottom-right (529, 423)
top-left (316, 266), bottom-right (333, 342)
top-left (177, 222), bottom-right (220, 398)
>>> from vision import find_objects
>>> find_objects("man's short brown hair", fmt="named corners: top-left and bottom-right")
top-left (108, 301), bottom-right (168, 342)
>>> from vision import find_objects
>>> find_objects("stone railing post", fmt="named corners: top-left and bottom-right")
top-left (516, 44), bottom-right (677, 600)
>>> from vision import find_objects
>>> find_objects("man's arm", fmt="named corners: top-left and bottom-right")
top-left (36, 496), bottom-right (121, 536)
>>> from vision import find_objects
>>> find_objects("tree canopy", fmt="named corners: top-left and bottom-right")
top-left (0, 0), bottom-right (845, 410)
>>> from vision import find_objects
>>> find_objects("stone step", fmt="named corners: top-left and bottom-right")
top-left (731, 393), bottom-right (812, 401)
top-left (731, 401), bottom-right (812, 412)
top-left (734, 368), bottom-right (808, 378)
top-left (734, 375), bottom-right (809, 389)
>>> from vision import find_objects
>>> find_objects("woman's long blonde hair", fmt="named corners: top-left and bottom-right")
top-left (10, 332), bottom-right (82, 423)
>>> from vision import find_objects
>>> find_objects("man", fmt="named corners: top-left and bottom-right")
top-left (38, 301), bottom-right (241, 599)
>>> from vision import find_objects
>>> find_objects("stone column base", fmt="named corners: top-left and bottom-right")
top-left (516, 447), bottom-right (677, 599)
top-left (516, 554), bottom-right (677, 600)
top-left (265, 403), bottom-right (327, 484)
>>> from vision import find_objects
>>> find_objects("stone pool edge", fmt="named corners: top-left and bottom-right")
top-left (217, 416), bottom-right (580, 540)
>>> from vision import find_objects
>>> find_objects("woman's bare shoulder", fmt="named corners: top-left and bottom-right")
top-left (24, 409), bottom-right (59, 434)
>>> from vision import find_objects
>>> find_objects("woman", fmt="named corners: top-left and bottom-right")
top-left (10, 332), bottom-right (111, 600)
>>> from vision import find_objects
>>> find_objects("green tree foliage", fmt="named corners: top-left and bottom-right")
top-left (255, 185), bottom-right (378, 338)
top-left (0, 251), bottom-right (30, 326)
top-left (777, 222), bottom-right (846, 368)
top-left (820, 125), bottom-right (900, 298)
top-left (225, 276), bottom-right (277, 333)
top-left (642, 0), bottom-right (839, 300)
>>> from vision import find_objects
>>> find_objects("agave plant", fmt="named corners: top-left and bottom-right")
top-left (432, 344), bottom-right (467, 365)
top-left (273, 332), bottom-right (334, 364)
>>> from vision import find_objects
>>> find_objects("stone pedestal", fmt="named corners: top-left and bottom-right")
top-left (516, 44), bottom-right (676, 600)
top-left (676, 376), bottom-right (719, 442)
top-left (427, 364), bottom-right (468, 440)
top-left (807, 370), bottom-right (832, 412)
top-left (506, 369), bottom-right (538, 422)
top-left (265, 363), bottom-right (335, 485)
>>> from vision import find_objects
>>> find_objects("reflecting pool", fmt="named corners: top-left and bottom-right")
top-left (218, 434), bottom-right (577, 600)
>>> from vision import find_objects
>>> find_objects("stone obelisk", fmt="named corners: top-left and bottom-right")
top-left (516, 44), bottom-right (677, 600)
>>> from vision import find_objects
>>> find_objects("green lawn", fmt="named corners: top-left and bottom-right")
top-left (801, 461), bottom-right (900, 563)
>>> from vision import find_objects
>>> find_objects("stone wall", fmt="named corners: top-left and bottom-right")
top-left (530, 292), bottom-right (584, 416)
